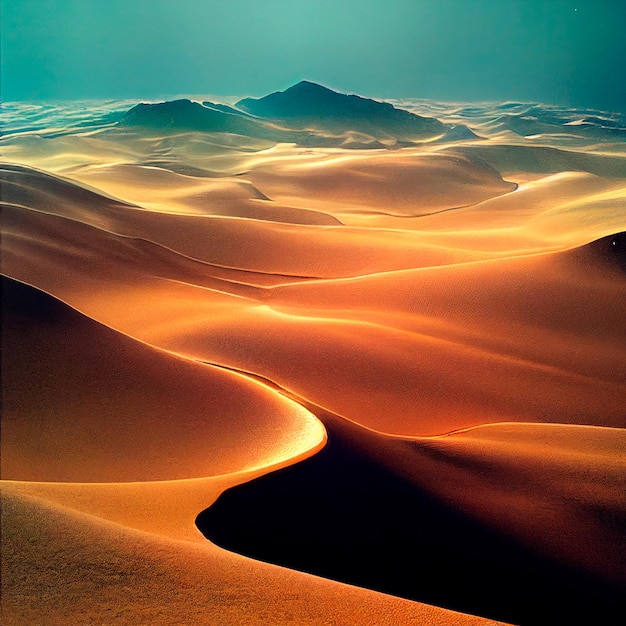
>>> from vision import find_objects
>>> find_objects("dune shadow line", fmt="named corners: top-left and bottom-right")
top-left (196, 419), bottom-right (625, 625)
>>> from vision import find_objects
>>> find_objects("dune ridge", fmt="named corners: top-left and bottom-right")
top-left (198, 407), bottom-right (626, 625)
top-left (1, 276), bottom-right (325, 482)
top-left (2, 488), bottom-right (504, 626)
top-left (1, 278), bottom-right (503, 626)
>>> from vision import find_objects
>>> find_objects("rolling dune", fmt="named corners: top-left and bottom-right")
top-left (199, 411), bottom-right (626, 625)
top-left (3, 489), bottom-right (500, 626)
top-left (1, 277), bottom-right (324, 482)
top-left (2, 92), bottom-right (625, 624)
top-left (244, 150), bottom-right (518, 217)
top-left (1, 282), bottom-right (500, 626)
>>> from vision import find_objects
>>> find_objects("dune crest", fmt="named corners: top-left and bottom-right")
top-left (198, 412), bottom-right (626, 625)
top-left (1, 277), bottom-right (325, 482)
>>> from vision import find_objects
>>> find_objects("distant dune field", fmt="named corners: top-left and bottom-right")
top-left (2, 84), bottom-right (625, 625)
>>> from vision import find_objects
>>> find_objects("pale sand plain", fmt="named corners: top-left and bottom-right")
top-left (1, 96), bottom-right (625, 625)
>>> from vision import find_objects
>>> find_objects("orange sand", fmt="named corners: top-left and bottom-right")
top-left (2, 104), bottom-right (625, 624)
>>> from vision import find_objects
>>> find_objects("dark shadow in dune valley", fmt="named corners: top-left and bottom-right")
top-left (197, 417), bottom-right (626, 626)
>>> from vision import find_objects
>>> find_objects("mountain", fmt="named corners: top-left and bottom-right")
top-left (202, 100), bottom-right (256, 118)
top-left (118, 99), bottom-right (291, 141)
top-left (236, 80), bottom-right (446, 140)
top-left (117, 83), bottom-right (450, 145)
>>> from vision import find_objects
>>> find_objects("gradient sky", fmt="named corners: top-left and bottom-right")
top-left (2, 0), bottom-right (625, 110)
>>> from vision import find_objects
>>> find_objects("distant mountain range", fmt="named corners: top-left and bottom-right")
top-left (117, 98), bottom-right (288, 141)
top-left (236, 80), bottom-right (445, 139)
top-left (118, 81), bottom-right (449, 146)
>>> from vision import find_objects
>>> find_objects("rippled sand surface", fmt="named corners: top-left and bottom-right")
top-left (2, 94), bottom-right (625, 625)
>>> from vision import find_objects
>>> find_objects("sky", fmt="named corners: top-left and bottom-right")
top-left (2, 0), bottom-right (625, 111)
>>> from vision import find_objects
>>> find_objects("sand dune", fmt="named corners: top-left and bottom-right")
top-left (452, 144), bottom-right (626, 178)
top-left (199, 411), bottom-right (626, 624)
top-left (2, 488), bottom-right (500, 626)
top-left (4, 178), bottom-right (623, 436)
top-left (70, 163), bottom-right (343, 224)
top-left (244, 150), bottom-right (517, 217)
top-left (1, 162), bottom-right (511, 282)
top-left (0, 281), bottom-right (499, 625)
top-left (2, 277), bottom-right (324, 482)
top-left (2, 92), bottom-right (625, 624)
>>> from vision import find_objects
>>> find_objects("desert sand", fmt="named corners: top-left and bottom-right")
top-left (1, 85), bottom-right (625, 625)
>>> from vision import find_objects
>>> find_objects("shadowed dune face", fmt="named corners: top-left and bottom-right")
top-left (2, 93), bottom-right (626, 625)
top-left (3, 490), bottom-right (504, 626)
top-left (197, 415), bottom-right (626, 626)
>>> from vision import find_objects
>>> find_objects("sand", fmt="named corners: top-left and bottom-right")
top-left (1, 94), bottom-right (625, 625)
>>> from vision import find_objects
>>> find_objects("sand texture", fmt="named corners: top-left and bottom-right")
top-left (2, 88), bottom-right (625, 625)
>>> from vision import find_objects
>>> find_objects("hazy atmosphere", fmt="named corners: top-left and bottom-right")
top-left (3, 2), bottom-right (625, 625)
top-left (2, 0), bottom-right (625, 110)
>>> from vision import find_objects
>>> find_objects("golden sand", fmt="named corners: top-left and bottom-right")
top-left (2, 98), bottom-right (625, 624)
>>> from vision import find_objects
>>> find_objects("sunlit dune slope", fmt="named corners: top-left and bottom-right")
top-left (1, 277), bottom-right (324, 481)
top-left (2, 160), bottom-right (342, 225)
top-left (412, 169), bottom-right (626, 235)
top-left (244, 150), bottom-right (517, 216)
top-left (263, 233), bottom-right (626, 389)
top-left (71, 163), bottom-right (344, 224)
top-left (2, 160), bottom-right (624, 436)
top-left (3, 162), bottom-right (498, 279)
top-left (140, 270), bottom-right (625, 435)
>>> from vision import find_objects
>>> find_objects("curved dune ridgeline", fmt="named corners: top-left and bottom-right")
top-left (2, 92), bottom-right (625, 625)
top-left (198, 412), bottom-right (626, 625)
top-left (1, 277), bottom-right (325, 482)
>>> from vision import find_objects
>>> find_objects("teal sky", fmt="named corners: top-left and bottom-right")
top-left (2, 0), bottom-right (625, 110)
